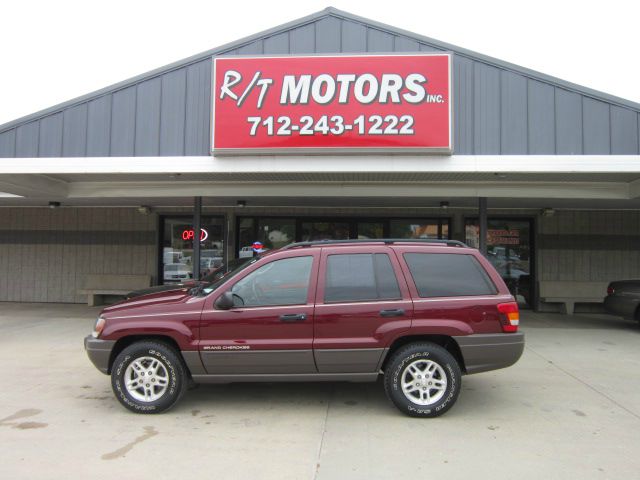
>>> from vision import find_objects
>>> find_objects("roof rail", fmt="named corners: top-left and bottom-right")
top-left (282, 238), bottom-right (469, 249)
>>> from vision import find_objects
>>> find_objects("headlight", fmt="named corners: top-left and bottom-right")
top-left (91, 316), bottom-right (106, 338)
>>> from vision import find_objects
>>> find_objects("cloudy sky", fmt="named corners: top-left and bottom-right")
top-left (0, 0), bottom-right (638, 126)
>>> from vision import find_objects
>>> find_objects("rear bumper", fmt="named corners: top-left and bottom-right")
top-left (604, 296), bottom-right (639, 319)
top-left (84, 336), bottom-right (116, 374)
top-left (454, 333), bottom-right (525, 375)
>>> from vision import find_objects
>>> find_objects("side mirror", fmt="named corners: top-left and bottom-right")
top-left (214, 291), bottom-right (234, 310)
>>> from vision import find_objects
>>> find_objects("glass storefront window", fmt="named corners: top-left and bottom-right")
top-left (237, 217), bottom-right (296, 257)
top-left (258, 218), bottom-right (296, 250)
top-left (357, 222), bottom-right (384, 239)
top-left (162, 217), bottom-right (224, 283)
top-left (389, 219), bottom-right (449, 239)
top-left (236, 217), bottom-right (451, 256)
top-left (300, 221), bottom-right (350, 241)
top-left (465, 218), bottom-right (532, 307)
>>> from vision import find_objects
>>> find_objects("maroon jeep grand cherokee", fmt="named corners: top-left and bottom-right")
top-left (85, 239), bottom-right (524, 417)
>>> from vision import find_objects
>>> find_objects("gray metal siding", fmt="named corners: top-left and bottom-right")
top-left (453, 56), bottom-right (474, 154)
top-left (341, 20), bottom-right (367, 52)
top-left (500, 71), bottom-right (527, 154)
top-left (63, 104), bottom-right (87, 156)
top-left (610, 106), bottom-right (638, 154)
top-left (1, 13), bottom-right (638, 158)
top-left (134, 78), bottom-right (162, 156)
top-left (582, 98), bottom-right (610, 154)
top-left (38, 113), bottom-right (63, 157)
top-left (290, 24), bottom-right (315, 54)
top-left (263, 32), bottom-right (289, 54)
top-left (473, 63), bottom-right (501, 154)
top-left (527, 80), bottom-right (555, 154)
top-left (185, 60), bottom-right (211, 156)
top-left (236, 40), bottom-right (263, 55)
top-left (15, 122), bottom-right (39, 157)
top-left (0, 130), bottom-right (15, 156)
top-left (160, 69), bottom-right (187, 156)
top-left (394, 36), bottom-right (419, 52)
top-left (555, 89), bottom-right (583, 154)
top-left (367, 28), bottom-right (394, 52)
top-left (315, 17), bottom-right (341, 53)
top-left (86, 96), bottom-right (111, 156)
top-left (110, 86), bottom-right (136, 156)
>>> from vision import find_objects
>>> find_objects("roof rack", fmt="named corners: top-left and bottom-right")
top-left (282, 238), bottom-right (469, 249)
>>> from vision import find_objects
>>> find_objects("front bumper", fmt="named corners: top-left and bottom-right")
top-left (454, 332), bottom-right (525, 375)
top-left (84, 335), bottom-right (116, 374)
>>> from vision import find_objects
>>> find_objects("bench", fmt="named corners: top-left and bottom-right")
top-left (539, 281), bottom-right (608, 315)
top-left (78, 274), bottom-right (152, 306)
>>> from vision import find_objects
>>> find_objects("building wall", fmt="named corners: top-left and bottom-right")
top-left (538, 210), bottom-right (640, 282)
top-left (0, 208), bottom-right (157, 303)
top-left (1, 206), bottom-right (639, 304)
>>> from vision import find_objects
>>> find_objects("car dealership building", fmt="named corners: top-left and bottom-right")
top-left (0, 8), bottom-right (639, 311)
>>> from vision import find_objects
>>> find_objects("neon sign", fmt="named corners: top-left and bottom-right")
top-left (182, 228), bottom-right (209, 242)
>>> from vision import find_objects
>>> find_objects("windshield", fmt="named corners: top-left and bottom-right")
top-left (201, 257), bottom-right (258, 295)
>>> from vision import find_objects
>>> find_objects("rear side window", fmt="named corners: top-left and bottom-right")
top-left (403, 253), bottom-right (497, 297)
top-left (325, 253), bottom-right (401, 303)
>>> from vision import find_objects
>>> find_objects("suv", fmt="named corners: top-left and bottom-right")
top-left (85, 239), bottom-right (524, 417)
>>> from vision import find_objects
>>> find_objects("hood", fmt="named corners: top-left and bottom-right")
top-left (126, 281), bottom-right (202, 299)
top-left (101, 288), bottom-right (197, 314)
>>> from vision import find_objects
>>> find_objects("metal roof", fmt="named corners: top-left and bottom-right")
top-left (1, 7), bottom-right (639, 134)
top-left (0, 7), bottom-right (639, 158)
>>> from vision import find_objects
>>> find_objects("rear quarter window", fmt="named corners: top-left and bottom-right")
top-left (403, 252), bottom-right (497, 297)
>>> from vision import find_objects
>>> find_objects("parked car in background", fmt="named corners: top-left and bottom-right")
top-left (604, 280), bottom-right (640, 324)
top-left (163, 264), bottom-right (192, 283)
top-left (127, 258), bottom-right (252, 299)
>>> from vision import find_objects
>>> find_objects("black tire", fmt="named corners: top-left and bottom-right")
top-left (383, 342), bottom-right (462, 418)
top-left (111, 341), bottom-right (187, 414)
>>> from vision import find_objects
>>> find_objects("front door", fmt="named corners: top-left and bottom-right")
top-left (313, 246), bottom-right (413, 373)
top-left (200, 251), bottom-right (319, 374)
top-left (465, 218), bottom-right (534, 308)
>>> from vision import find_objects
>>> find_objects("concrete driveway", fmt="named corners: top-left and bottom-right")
top-left (0, 302), bottom-right (639, 479)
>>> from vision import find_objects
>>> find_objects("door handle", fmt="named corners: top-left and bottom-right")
top-left (379, 308), bottom-right (405, 317)
top-left (279, 313), bottom-right (307, 322)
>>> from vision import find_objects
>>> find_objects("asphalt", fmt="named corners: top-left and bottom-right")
top-left (0, 302), bottom-right (639, 480)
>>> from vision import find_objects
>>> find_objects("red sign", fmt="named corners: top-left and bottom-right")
top-left (182, 228), bottom-right (209, 241)
top-left (212, 54), bottom-right (452, 154)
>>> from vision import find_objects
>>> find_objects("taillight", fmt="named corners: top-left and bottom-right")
top-left (607, 286), bottom-right (615, 296)
top-left (497, 302), bottom-right (519, 333)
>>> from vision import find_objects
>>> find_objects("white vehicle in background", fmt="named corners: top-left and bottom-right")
top-left (163, 263), bottom-right (192, 283)
top-left (239, 246), bottom-right (255, 258)
top-left (163, 248), bottom-right (184, 265)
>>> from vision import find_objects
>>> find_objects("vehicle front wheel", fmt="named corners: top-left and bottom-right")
top-left (383, 342), bottom-right (462, 418)
top-left (111, 341), bottom-right (187, 414)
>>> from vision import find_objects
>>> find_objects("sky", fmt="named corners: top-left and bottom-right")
top-left (0, 0), bottom-right (638, 127)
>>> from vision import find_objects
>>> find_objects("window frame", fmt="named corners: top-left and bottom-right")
top-left (218, 252), bottom-right (319, 309)
top-left (323, 252), bottom-right (403, 304)
top-left (317, 247), bottom-right (409, 305)
top-left (401, 251), bottom-right (499, 299)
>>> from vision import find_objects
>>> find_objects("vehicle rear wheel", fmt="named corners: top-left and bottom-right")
top-left (111, 341), bottom-right (187, 414)
top-left (383, 342), bottom-right (462, 418)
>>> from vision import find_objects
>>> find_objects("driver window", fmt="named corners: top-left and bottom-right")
top-left (231, 256), bottom-right (313, 307)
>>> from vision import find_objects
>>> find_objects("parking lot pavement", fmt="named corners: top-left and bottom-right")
top-left (0, 303), bottom-right (639, 480)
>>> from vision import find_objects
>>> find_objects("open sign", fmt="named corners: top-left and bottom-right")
top-left (182, 228), bottom-right (209, 242)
